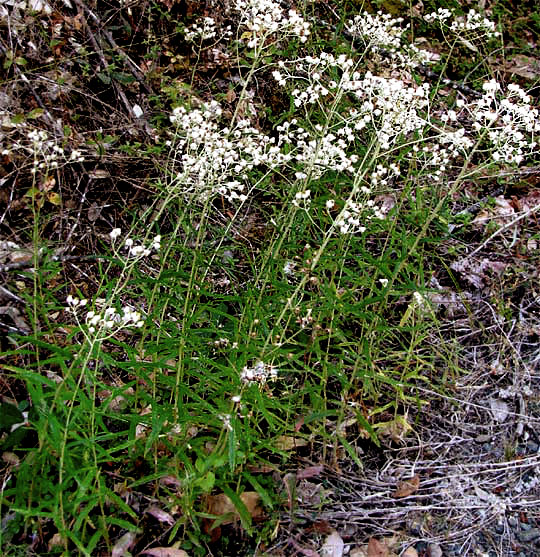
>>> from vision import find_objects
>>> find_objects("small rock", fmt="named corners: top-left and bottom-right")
top-left (518, 528), bottom-right (540, 542)
top-left (490, 398), bottom-right (510, 422)
top-left (508, 516), bottom-right (519, 527)
top-left (402, 548), bottom-right (418, 557)
top-left (427, 543), bottom-right (442, 557)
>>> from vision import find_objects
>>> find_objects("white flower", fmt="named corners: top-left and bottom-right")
top-left (241, 361), bottom-right (278, 384)
top-left (110, 228), bottom-right (121, 240)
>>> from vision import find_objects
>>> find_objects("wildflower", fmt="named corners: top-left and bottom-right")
top-left (292, 189), bottom-right (311, 208)
top-left (283, 260), bottom-right (296, 275)
top-left (169, 101), bottom-right (289, 203)
top-left (110, 228), bottom-right (121, 240)
top-left (233, 0), bottom-right (310, 48)
top-left (184, 17), bottom-right (220, 42)
top-left (241, 361), bottom-right (278, 384)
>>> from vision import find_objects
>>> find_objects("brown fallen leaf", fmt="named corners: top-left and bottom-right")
top-left (142, 549), bottom-right (189, 557)
top-left (112, 531), bottom-right (136, 557)
top-left (367, 538), bottom-right (388, 557)
top-left (146, 505), bottom-right (175, 526)
top-left (321, 530), bottom-right (344, 557)
top-left (297, 465), bottom-right (324, 480)
top-left (393, 474), bottom-right (420, 498)
top-left (205, 491), bottom-right (263, 525)
top-left (275, 435), bottom-right (309, 451)
top-left (505, 54), bottom-right (540, 80)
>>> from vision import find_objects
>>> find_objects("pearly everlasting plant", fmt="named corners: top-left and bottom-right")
top-left (241, 360), bottom-right (278, 384)
top-left (346, 11), bottom-right (434, 69)
top-left (2, 125), bottom-right (84, 175)
top-left (66, 295), bottom-right (144, 338)
top-left (424, 8), bottom-right (500, 40)
top-left (233, 0), bottom-right (310, 49)
top-left (169, 101), bottom-right (290, 203)
top-left (184, 16), bottom-right (232, 43)
top-left (110, 228), bottom-right (161, 260)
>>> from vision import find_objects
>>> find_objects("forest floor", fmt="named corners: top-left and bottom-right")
top-left (1, 1), bottom-right (540, 556)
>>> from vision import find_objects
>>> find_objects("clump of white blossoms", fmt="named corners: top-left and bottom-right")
top-left (346, 11), bottom-right (433, 69)
top-left (292, 189), bottom-right (311, 208)
top-left (416, 80), bottom-right (540, 173)
top-left (234, 0), bottom-right (310, 49)
top-left (184, 16), bottom-right (232, 43)
top-left (66, 295), bottom-right (144, 336)
top-left (110, 228), bottom-right (161, 259)
top-left (241, 360), bottom-right (278, 384)
top-left (185, 16), bottom-right (217, 42)
top-left (425, 8), bottom-right (500, 40)
top-left (169, 100), bottom-right (289, 203)
top-left (6, 127), bottom-right (84, 174)
top-left (334, 198), bottom-right (386, 235)
top-left (275, 119), bottom-right (359, 180)
top-left (274, 56), bottom-right (430, 151)
top-left (469, 81), bottom-right (539, 165)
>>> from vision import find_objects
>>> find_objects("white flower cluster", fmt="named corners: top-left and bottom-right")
top-left (7, 128), bottom-right (84, 174)
top-left (275, 56), bottom-right (430, 151)
top-left (66, 295), bottom-right (144, 335)
top-left (334, 198), bottom-right (386, 235)
top-left (276, 120), bottom-right (359, 179)
top-left (274, 52), bottom-right (353, 106)
top-left (416, 81), bottom-right (539, 172)
top-left (184, 17), bottom-right (232, 43)
top-left (169, 101), bottom-right (288, 202)
top-left (425, 8), bottom-right (500, 39)
top-left (185, 17), bottom-right (218, 42)
top-left (410, 127), bottom-right (474, 183)
top-left (346, 11), bottom-right (406, 53)
top-left (241, 360), bottom-right (278, 384)
top-left (234, 0), bottom-right (310, 48)
top-left (346, 11), bottom-right (434, 69)
top-left (471, 82), bottom-right (539, 165)
top-left (347, 73), bottom-right (429, 150)
top-left (369, 163), bottom-right (401, 188)
top-left (292, 189), bottom-right (311, 208)
top-left (110, 228), bottom-right (161, 258)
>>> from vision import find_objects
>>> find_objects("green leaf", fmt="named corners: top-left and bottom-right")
top-left (354, 410), bottom-right (380, 447)
top-left (195, 471), bottom-right (215, 493)
top-left (97, 72), bottom-right (111, 85)
top-left (337, 434), bottom-right (363, 471)
top-left (243, 471), bottom-right (274, 509)
top-left (221, 486), bottom-right (252, 532)
top-left (111, 72), bottom-right (136, 84)
top-left (0, 403), bottom-right (24, 432)
top-left (27, 108), bottom-right (44, 119)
